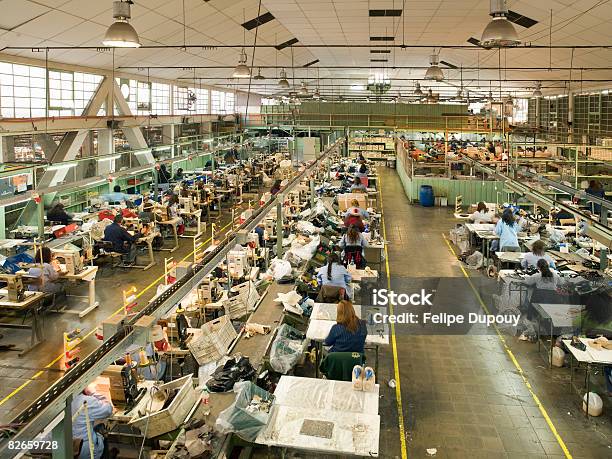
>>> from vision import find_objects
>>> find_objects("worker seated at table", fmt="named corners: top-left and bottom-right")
top-left (270, 179), bottom-right (282, 196)
top-left (344, 199), bottom-right (369, 219)
top-left (551, 207), bottom-right (575, 225)
top-left (100, 185), bottom-right (132, 204)
top-left (344, 207), bottom-right (366, 232)
top-left (316, 253), bottom-right (353, 300)
top-left (166, 194), bottom-right (185, 233)
top-left (523, 259), bottom-right (566, 320)
top-left (71, 386), bottom-right (113, 459)
top-left (47, 202), bottom-right (73, 226)
top-left (354, 163), bottom-right (368, 179)
top-left (103, 214), bottom-right (141, 265)
top-left (340, 225), bottom-right (368, 268)
top-left (173, 167), bottom-right (184, 181)
top-left (521, 240), bottom-right (556, 270)
top-left (349, 177), bottom-right (367, 193)
top-left (254, 223), bottom-right (266, 247)
top-left (469, 202), bottom-right (492, 224)
top-left (492, 208), bottom-right (521, 252)
top-left (27, 246), bottom-right (64, 295)
top-left (324, 300), bottom-right (367, 354)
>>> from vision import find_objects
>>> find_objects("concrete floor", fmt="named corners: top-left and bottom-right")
top-left (376, 166), bottom-right (612, 459)
top-left (2, 167), bottom-right (612, 458)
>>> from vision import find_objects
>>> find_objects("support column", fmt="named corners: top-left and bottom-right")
top-left (310, 178), bottom-right (316, 209)
top-left (162, 124), bottom-right (175, 157)
top-left (276, 199), bottom-right (283, 258)
top-left (98, 129), bottom-right (113, 157)
top-left (51, 395), bottom-right (73, 459)
top-left (37, 193), bottom-right (45, 239)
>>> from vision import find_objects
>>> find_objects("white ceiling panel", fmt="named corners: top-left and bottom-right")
top-left (0, 0), bottom-right (50, 30)
top-left (0, 0), bottom-right (608, 97)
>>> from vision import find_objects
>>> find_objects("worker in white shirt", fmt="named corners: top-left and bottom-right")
top-left (469, 202), bottom-right (492, 224)
top-left (521, 240), bottom-right (556, 270)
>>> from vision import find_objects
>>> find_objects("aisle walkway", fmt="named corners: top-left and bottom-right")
top-left (378, 166), bottom-right (610, 459)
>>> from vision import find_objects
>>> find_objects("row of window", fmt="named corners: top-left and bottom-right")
top-left (0, 61), bottom-right (236, 118)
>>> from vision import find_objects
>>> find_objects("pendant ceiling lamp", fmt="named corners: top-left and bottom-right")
top-left (298, 81), bottom-right (309, 96)
top-left (425, 89), bottom-right (436, 103)
top-left (103, 1), bottom-right (141, 48)
top-left (424, 54), bottom-right (444, 81)
top-left (232, 48), bottom-right (251, 78)
top-left (313, 88), bottom-right (320, 99)
top-left (532, 81), bottom-right (543, 98)
top-left (414, 82), bottom-right (423, 97)
top-left (278, 69), bottom-right (290, 88)
top-left (480, 0), bottom-right (521, 48)
top-left (253, 68), bottom-right (265, 80)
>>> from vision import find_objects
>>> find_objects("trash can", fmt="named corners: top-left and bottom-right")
top-left (419, 185), bottom-right (434, 207)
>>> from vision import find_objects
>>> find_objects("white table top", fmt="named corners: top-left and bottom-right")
top-left (495, 251), bottom-right (525, 262)
top-left (256, 375), bottom-right (380, 457)
top-left (465, 223), bottom-right (495, 232)
top-left (272, 376), bottom-right (379, 415)
top-left (533, 303), bottom-right (584, 328)
top-left (563, 338), bottom-right (612, 364)
top-left (306, 310), bottom-right (389, 346)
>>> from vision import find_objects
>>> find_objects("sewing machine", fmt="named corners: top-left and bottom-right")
top-left (179, 196), bottom-right (194, 213)
top-left (0, 273), bottom-right (25, 302)
top-left (228, 248), bottom-right (249, 278)
top-left (52, 243), bottom-right (84, 275)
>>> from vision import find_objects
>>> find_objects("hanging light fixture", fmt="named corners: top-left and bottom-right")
top-left (414, 82), bottom-right (423, 97)
top-left (425, 89), bottom-right (436, 103)
top-left (424, 54), bottom-right (444, 81)
top-left (487, 91), bottom-right (494, 103)
top-left (278, 69), bottom-right (289, 88)
top-left (396, 93), bottom-right (406, 104)
top-left (253, 68), bottom-right (265, 80)
top-left (232, 48), bottom-right (251, 78)
top-left (298, 81), bottom-right (309, 97)
top-left (504, 95), bottom-right (515, 115)
top-left (313, 88), bottom-right (320, 99)
top-left (532, 81), bottom-right (543, 98)
top-left (480, 0), bottom-right (521, 48)
top-left (103, 1), bottom-right (141, 48)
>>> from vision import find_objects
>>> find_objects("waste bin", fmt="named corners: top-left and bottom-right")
top-left (419, 185), bottom-right (434, 207)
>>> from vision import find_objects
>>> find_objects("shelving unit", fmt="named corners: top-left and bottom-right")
top-left (349, 133), bottom-right (395, 160)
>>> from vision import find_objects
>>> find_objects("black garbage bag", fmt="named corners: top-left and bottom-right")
top-left (206, 356), bottom-right (256, 392)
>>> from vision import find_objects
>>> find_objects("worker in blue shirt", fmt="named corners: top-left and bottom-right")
top-left (324, 300), bottom-right (367, 354)
top-left (71, 388), bottom-right (113, 459)
top-left (493, 208), bottom-right (520, 252)
top-left (101, 185), bottom-right (131, 204)
top-left (316, 253), bottom-right (353, 298)
top-left (103, 214), bottom-right (140, 264)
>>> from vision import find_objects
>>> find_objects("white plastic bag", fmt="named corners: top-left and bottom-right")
top-left (268, 259), bottom-right (292, 281)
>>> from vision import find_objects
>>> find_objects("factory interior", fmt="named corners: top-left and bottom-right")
top-left (1, 1), bottom-right (612, 458)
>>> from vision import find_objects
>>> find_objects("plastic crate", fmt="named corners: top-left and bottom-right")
top-left (188, 316), bottom-right (237, 365)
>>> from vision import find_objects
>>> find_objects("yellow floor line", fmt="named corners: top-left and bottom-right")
top-left (0, 218), bottom-right (236, 408)
top-left (378, 171), bottom-right (409, 459)
top-left (441, 233), bottom-right (573, 459)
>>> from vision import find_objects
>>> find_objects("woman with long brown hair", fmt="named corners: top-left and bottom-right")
top-left (340, 224), bottom-right (368, 268)
top-left (324, 300), bottom-right (367, 354)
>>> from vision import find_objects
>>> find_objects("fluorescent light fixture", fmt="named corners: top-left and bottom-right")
top-left (350, 84), bottom-right (366, 91)
top-left (102, 1), bottom-right (141, 48)
top-left (47, 162), bottom-right (77, 171)
top-left (97, 155), bottom-right (121, 161)
top-left (156, 146), bottom-right (172, 152)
